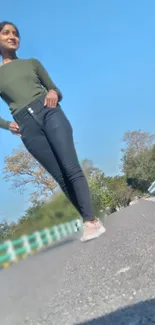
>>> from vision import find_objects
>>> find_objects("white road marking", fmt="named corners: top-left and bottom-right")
top-left (115, 266), bottom-right (131, 275)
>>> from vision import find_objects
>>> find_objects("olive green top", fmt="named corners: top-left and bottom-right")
top-left (0, 58), bottom-right (62, 129)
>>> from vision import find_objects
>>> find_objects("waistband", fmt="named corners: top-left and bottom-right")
top-left (13, 94), bottom-right (46, 120)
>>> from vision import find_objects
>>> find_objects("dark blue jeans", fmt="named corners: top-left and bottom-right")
top-left (14, 95), bottom-right (94, 222)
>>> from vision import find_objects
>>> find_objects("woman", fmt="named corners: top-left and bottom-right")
top-left (0, 21), bottom-right (106, 242)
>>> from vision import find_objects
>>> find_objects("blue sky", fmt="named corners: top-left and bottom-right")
top-left (0, 0), bottom-right (155, 221)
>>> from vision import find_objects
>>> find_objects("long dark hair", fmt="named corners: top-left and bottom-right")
top-left (0, 21), bottom-right (20, 55)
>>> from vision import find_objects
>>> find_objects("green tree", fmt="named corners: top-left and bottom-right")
top-left (104, 175), bottom-right (135, 209)
top-left (82, 161), bottom-right (134, 213)
top-left (0, 220), bottom-right (11, 242)
top-left (88, 170), bottom-right (112, 214)
top-left (121, 130), bottom-right (155, 192)
top-left (8, 192), bottom-right (79, 239)
top-left (81, 158), bottom-right (100, 179)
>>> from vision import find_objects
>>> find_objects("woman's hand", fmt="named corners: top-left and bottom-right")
top-left (44, 90), bottom-right (58, 108)
top-left (9, 122), bottom-right (21, 136)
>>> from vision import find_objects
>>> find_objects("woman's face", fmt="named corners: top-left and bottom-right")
top-left (0, 24), bottom-right (20, 54)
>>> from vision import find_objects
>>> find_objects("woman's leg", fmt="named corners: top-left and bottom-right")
top-left (44, 107), bottom-right (106, 242)
top-left (17, 105), bottom-right (106, 241)
top-left (43, 106), bottom-right (95, 222)
top-left (19, 112), bottom-right (82, 214)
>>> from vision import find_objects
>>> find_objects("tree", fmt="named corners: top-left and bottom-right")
top-left (82, 161), bottom-right (134, 213)
top-left (121, 130), bottom-right (155, 192)
top-left (88, 170), bottom-right (112, 214)
top-left (125, 147), bottom-right (155, 191)
top-left (104, 176), bottom-right (135, 209)
top-left (81, 159), bottom-right (100, 179)
top-left (121, 130), bottom-right (155, 156)
top-left (0, 220), bottom-right (11, 242)
top-left (7, 192), bottom-right (79, 238)
top-left (3, 145), bottom-right (57, 201)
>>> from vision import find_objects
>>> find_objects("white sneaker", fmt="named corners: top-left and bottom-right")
top-left (80, 219), bottom-right (106, 242)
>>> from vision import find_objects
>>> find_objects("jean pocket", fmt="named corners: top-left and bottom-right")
top-left (18, 123), bottom-right (29, 139)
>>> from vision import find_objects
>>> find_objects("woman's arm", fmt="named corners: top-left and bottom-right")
top-left (0, 117), bottom-right (10, 130)
top-left (31, 58), bottom-right (63, 101)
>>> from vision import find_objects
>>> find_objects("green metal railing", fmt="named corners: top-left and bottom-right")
top-left (0, 219), bottom-right (82, 268)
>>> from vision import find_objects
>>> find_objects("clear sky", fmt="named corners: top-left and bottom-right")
top-left (0, 0), bottom-right (155, 221)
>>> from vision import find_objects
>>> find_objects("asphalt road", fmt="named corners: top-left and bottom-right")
top-left (1, 199), bottom-right (155, 325)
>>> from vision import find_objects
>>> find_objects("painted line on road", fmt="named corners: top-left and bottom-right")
top-left (115, 266), bottom-right (131, 276)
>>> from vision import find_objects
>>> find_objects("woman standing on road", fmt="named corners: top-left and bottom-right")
top-left (0, 21), bottom-right (106, 242)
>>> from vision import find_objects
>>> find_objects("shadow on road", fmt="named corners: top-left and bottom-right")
top-left (76, 299), bottom-right (155, 325)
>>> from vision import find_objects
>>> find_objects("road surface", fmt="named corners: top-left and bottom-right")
top-left (1, 199), bottom-right (155, 325)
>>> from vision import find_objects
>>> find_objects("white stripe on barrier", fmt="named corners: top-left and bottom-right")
top-left (22, 235), bottom-right (31, 254)
top-left (5, 240), bottom-right (16, 262)
top-left (44, 228), bottom-right (53, 244)
top-left (35, 231), bottom-right (43, 249)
